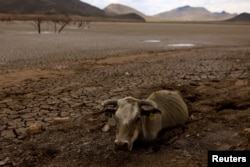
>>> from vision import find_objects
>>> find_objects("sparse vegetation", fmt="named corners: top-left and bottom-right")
top-left (0, 14), bottom-right (86, 34)
top-left (0, 13), bottom-right (146, 34)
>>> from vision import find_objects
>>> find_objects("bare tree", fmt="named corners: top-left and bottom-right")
top-left (33, 18), bottom-right (42, 34)
top-left (53, 20), bottom-right (58, 33)
top-left (51, 15), bottom-right (71, 33)
top-left (1, 14), bottom-right (79, 34)
top-left (78, 21), bottom-right (91, 29)
top-left (58, 19), bottom-right (71, 33)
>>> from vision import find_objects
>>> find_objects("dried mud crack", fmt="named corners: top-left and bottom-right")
top-left (0, 46), bottom-right (250, 167)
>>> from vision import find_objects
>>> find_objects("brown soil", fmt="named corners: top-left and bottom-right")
top-left (0, 46), bottom-right (249, 167)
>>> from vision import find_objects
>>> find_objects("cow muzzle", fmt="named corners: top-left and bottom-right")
top-left (114, 140), bottom-right (131, 151)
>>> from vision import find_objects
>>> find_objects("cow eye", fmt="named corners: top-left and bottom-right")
top-left (104, 108), bottom-right (117, 117)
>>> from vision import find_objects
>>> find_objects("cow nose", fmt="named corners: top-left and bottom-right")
top-left (115, 140), bottom-right (129, 151)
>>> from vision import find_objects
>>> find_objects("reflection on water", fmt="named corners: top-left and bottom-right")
top-left (168, 44), bottom-right (195, 47)
top-left (25, 31), bottom-right (53, 34)
top-left (143, 40), bottom-right (161, 43)
top-left (142, 40), bottom-right (195, 47)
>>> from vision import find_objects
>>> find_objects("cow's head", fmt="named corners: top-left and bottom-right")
top-left (102, 97), bottom-right (161, 151)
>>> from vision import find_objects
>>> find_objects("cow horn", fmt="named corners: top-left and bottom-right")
top-left (140, 100), bottom-right (157, 108)
top-left (102, 99), bottom-right (118, 106)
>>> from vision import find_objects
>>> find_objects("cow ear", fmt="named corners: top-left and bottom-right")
top-left (141, 108), bottom-right (161, 116)
top-left (102, 108), bottom-right (117, 117)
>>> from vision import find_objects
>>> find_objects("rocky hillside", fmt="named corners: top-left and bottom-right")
top-left (0, 0), bottom-right (105, 17)
top-left (104, 3), bottom-right (146, 18)
top-left (112, 13), bottom-right (145, 22)
top-left (155, 5), bottom-right (236, 21)
top-left (0, 1), bottom-right (241, 22)
top-left (227, 13), bottom-right (250, 22)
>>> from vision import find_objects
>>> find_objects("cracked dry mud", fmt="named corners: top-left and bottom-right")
top-left (0, 22), bottom-right (250, 167)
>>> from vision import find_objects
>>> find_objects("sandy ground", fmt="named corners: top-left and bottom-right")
top-left (0, 22), bottom-right (250, 167)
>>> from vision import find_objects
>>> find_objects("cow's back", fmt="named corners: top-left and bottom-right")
top-left (148, 90), bottom-right (189, 128)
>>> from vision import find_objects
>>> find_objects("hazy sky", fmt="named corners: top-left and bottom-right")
top-left (81, 0), bottom-right (250, 15)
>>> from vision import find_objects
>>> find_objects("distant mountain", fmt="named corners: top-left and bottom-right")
top-left (112, 13), bottom-right (145, 22)
top-left (227, 13), bottom-right (250, 22)
top-left (0, 1), bottom-right (241, 22)
top-left (155, 5), bottom-right (236, 21)
top-left (104, 3), bottom-right (146, 18)
top-left (0, 0), bottom-right (105, 17)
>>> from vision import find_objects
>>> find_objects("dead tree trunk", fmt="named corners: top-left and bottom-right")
top-left (58, 19), bottom-right (71, 33)
top-left (52, 19), bottom-right (70, 33)
top-left (54, 21), bottom-right (58, 33)
top-left (33, 19), bottom-right (42, 34)
top-left (78, 21), bottom-right (91, 29)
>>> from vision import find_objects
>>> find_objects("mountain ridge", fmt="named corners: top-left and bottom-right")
top-left (227, 13), bottom-right (250, 22)
top-left (0, 0), bottom-right (105, 17)
top-left (104, 3), bottom-right (146, 18)
top-left (103, 4), bottom-right (237, 21)
top-left (155, 5), bottom-right (236, 21)
top-left (0, 1), bottom-right (240, 22)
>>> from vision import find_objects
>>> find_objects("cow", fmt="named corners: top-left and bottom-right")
top-left (101, 90), bottom-right (189, 151)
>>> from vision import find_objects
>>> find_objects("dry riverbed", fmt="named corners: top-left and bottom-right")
top-left (0, 22), bottom-right (249, 167)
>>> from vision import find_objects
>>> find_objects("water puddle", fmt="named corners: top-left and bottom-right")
top-left (168, 43), bottom-right (195, 47)
top-left (143, 40), bottom-right (161, 43)
top-left (25, 31), bottom-right (53, 34)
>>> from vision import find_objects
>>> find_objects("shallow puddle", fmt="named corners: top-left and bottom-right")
top-left (168, 43), bottom-right (195, 47)
top-left (143, 40), bottom-right (161, 43)
top-left (25, 31), bottom-right (53, 34)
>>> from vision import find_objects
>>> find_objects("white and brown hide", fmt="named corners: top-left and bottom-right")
top-left (102, 90), bottom-right (189, 151)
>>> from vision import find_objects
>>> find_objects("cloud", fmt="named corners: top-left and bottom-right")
top-left (206, 0), bottom-right (250, 13)
top-left (81, 0), bottom-right (250, 15)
